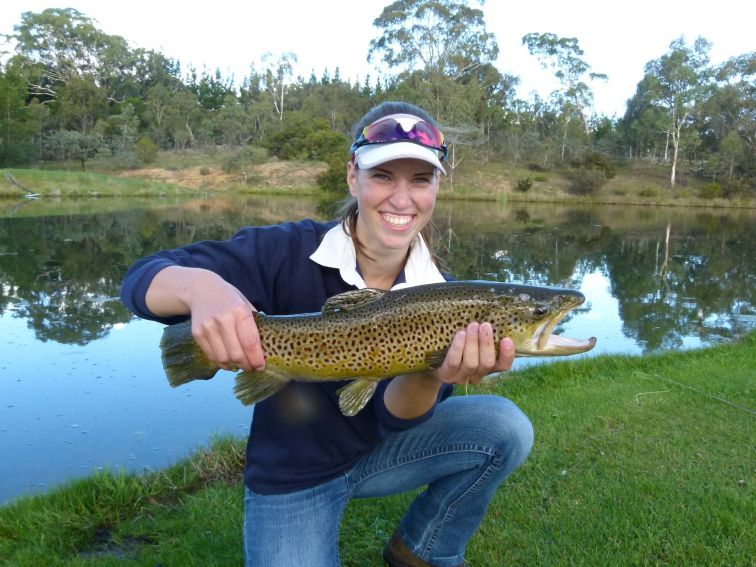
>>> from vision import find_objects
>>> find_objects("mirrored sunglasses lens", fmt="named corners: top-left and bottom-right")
top-left (410, 122), bottom-right (442, 147)
top-left (363, 119), bottom-right (401, 143)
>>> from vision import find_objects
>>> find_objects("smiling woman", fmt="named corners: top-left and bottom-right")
top-left (119, 100), bottom-right (534, 566)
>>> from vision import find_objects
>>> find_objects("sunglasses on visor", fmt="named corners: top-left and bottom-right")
top-left (350, 117), bottom-right (448, 160)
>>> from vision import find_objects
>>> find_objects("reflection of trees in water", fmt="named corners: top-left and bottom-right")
top-left (0, 199), bottom-right (753, 350)
top-left (0, 197), bottom-right (324, 345)
top-left (438, 203), bottom-right (755, 352)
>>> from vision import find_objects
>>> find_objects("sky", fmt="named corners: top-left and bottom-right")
top-left (1, 0), bottom-right (753, 118)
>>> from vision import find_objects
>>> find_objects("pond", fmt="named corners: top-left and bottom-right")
top-left (1, 195), bottom-right (754, 504)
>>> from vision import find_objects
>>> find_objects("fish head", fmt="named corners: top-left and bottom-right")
top-left (485, 283), bottom-right (596, 357)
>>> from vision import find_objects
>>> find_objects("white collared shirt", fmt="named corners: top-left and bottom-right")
top-left (309, 223), bottom-right (446, 290)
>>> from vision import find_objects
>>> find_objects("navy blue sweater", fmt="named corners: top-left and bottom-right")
top-left (120, 219), bottom-right (452, 494)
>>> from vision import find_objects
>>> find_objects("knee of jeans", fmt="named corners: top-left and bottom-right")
top-left (483, 396), bottom-right (534, 470)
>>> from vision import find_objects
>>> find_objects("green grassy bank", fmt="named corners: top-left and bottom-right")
top-left (3, 157), bottom-right (755, 209)
top-left (1, 333), bottom-right (753, 566)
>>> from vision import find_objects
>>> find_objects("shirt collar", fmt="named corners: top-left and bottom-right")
top-left (309, 223), bottom-right (446, 289)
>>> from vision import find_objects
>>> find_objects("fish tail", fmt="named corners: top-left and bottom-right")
top-left (234, 369), bottom-right (290, 406)
top-left (160, 320), bottom-right (219, 387)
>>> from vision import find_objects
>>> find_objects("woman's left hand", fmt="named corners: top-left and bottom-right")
top-left (432, 322), bottom-right (515, 385)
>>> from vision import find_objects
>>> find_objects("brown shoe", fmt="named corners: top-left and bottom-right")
top-left (383, 531), bottom-right (467, 567)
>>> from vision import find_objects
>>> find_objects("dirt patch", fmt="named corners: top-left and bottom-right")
top-left (119, 161), bottom-right (326, 190)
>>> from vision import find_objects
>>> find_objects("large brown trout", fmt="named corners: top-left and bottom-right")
top-left (160, 281), bottom-right (596, 416)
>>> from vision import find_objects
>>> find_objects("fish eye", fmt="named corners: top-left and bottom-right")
top-left (534, 305), bottom-right (550, 317)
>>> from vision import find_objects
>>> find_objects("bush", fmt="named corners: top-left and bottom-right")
top-left (639, 187), bottom-right (658, 198)
top-left (317, 154), bottom-right (350, 192)
top-left (566, 168), bottom-right (607, 195)
top-left (699, 183), bottom-right (722, 200)
top-left (222, 146), bottom-right (268, 174)
top-left (514, 176), bottom-right (533, 193)
top-left (571, 150), bottom-right (616, 179)
top-left (135, 137), bottom-right (158, 164)
top-left (263, 113), bottom-right (347, 161)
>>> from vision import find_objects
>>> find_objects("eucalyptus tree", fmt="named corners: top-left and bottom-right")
top-left (522, 32), bottom-right (607, 161)
top-left (260, 52), bottom-right (298, 121)
top-left (7, 8), bottom-right (129, 102)
top-left (368, 0), bottom-right (499, 122)
top-left (637, 37), bottom-right (712, 187)
top-left (699, 52), bottom-right (755, 184)
top-left (0, 65), bottom-right (39, 165)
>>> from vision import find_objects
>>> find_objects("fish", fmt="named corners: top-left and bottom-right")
top-left (159, 280), bottom-right (596, 416)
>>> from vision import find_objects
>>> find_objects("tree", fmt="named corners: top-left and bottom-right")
top-left (260, 52), bottom-right (297, 121)
top-left (522, 32), bottom-right (607, 161)
top-left (368, 0), bottom-right (498, 81)
top-left (0, 66), bottom-right (39, 165)
top-left (7, 8), bottom-right (129, 102)
top-left (640, 37), bottom-right (712, 187)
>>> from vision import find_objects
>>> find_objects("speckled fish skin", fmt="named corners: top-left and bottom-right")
top-left (160, 281), bottom-right (596, 416)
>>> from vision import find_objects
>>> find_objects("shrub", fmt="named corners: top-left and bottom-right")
top-left (317, 154), bottom-right (350, 192)
top-left (639, 187), bottom-right (658, 198)
top-left (699, 183), bottom-right (722, 200)
top-left (135, 137), bottom-right (158, 164)
top-left (566, 168), bottom-right (607, 195)
top-left (514, 176), bottom-right (533, 193)
top-left (571, 150), bottom-right (616, 179)
top-left (222, 146), bottom-right (268, 174)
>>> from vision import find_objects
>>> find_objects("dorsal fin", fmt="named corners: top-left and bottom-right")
top-left (322, 288), bottom-right (387, 314)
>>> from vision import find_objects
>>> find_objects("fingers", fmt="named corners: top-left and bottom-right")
top-left (436, 322), bottom-right (508, 385)
top-left (193, 307), bottom-right (264, 372)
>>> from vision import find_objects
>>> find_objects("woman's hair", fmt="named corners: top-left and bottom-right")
top-left (339, 101), bottom-right (444, 270)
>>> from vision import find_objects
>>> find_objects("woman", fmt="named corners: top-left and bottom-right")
top-left (121, 101), bottom-right (534, 567)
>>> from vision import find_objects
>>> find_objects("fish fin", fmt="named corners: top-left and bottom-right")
top-left (160, 320), bottom-right (220, 387)
top-left (322, 288), bottom-right (387, 314)
top-left (234, 368), bottom-right (290, 406)
top-left (425, 349), bottom-right (449, 369)
top-left (337, 379), bottom-right (379, 416)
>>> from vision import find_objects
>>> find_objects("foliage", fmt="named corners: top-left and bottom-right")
top-left (135, 136), bottom-right (157, 164)
top-left (514, 176), bottom-right (533, 192)
top-left (0, 5), bottom-right (752, 190)
top-left (369, 0), bottom-right (498, 79)
top-left (565, 167), bottom-right (608, 195)
top-left (262, 112), bottom-right (347, 161)
top-left (699, 182), bottom-right (722, 199)
top-left (570, 150), bottom-right (616, 179)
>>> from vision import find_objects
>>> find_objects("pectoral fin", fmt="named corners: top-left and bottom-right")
top-left (425, 349), bottom-right (448, 369)
top-left (234, 368), bottom-right (290, 406)
top-left (337, 379), bottom-right (379, 416)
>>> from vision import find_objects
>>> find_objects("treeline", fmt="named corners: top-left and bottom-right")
top-left (0, 2), bottom-right (754, 194)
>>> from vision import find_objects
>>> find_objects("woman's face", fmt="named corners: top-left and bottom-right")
top-left (347, 157), bottom-right (439, 256)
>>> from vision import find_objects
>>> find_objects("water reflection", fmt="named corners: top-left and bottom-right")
top-left (0, 195), bottom-right (753, 503)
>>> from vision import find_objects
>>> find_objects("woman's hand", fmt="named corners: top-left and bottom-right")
top-left (431, 322), bottom-right (514, 386)
top-left (147, 266), bottom-right (265, 372)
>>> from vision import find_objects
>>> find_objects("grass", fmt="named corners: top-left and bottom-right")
top-left (4, 150), bottom-right (755, 209)
top-left (1, 333), bottom-right (753, 566)
top-left (0, 168), bottom-right (197, 198)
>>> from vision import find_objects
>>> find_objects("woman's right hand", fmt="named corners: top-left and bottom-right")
top-left (146, 266), bottom-right (265, 372)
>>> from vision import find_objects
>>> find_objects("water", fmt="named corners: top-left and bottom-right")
top-left (0, 195), bottom-right (753, 504)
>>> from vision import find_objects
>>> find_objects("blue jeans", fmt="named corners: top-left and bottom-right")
top-left (243, 395), bottom-right (534, 567)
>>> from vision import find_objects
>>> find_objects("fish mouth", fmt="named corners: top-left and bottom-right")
top-left (526, 301), bottom-right (596, 356)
